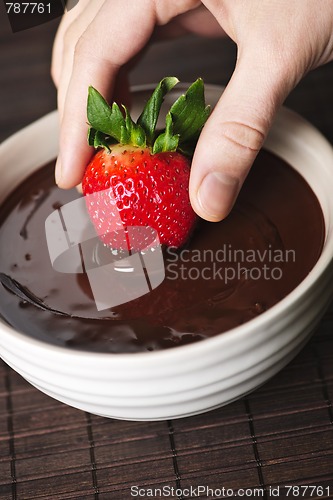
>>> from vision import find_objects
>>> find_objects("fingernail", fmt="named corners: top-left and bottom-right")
top-left (55, 156), bottom-right (62, 186)
top-left (197, 171), bottom-right (239, 220)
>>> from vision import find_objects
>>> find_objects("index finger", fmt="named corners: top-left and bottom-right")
top-left (56, 0), bottom-right (156, 188)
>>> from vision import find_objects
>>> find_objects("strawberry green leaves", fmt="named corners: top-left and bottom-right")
top-left (152, 112), bottom-right (179, 154)
top-left (170, 78), bottom-right (210, 150)
top-left (138, 76), bottom-right (179, 144)
top-left (86, 77), bottom-right (210, 155)
top-left (123, 106), bottom-right (146, 147)
top-left (87, 87), bottom-right (125, 143)
top-left (88, 128), bottom-right (112, 151)
top-left (87, 86), bottom-right (146, 148)
top-left (153, 78), bottom-right (211, 156)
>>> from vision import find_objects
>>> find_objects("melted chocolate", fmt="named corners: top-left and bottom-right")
top-left (0, 151), bottom-right (325, 352)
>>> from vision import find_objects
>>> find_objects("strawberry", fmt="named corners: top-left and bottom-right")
top-left (82, 77), bottom-right (210, 250)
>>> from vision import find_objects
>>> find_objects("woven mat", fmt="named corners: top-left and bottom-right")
top-left (0, 309), bottom-right (333, 499)
top-left (1, 8), bottom-right (333, 499)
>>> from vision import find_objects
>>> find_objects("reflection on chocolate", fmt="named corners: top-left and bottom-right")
top-left (0, 150), bottom-right (325, 352)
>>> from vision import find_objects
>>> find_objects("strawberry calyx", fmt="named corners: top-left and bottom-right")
top-left (87, 77), bottom-right (210, 156)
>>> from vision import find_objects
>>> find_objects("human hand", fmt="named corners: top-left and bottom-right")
top-left (189, 0), bottom-right (333, 221)
top-left (51, 0), bottom-right (221, 189)
top-left (52, 0), bottom-right (333, 222)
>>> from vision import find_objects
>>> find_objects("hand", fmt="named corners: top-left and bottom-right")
top-left (52, 0), bottom-right (333, 222)
top-left (190, 0), bottom-right (333, 221)
top-left (51, 0), bottom-right (222, 188)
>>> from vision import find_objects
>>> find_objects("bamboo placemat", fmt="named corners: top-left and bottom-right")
top-left (1, 7), bottom-right (333, 499)
top-left (0, 310), bottom-right (333, 499)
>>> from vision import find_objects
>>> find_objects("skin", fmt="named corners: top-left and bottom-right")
top-left (52, 0), bottom-right (333, 222)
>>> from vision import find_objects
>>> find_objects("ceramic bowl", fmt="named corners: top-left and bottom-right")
top-left (0, 84), bottom-right (333, 421)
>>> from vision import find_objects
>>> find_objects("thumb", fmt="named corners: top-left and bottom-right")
top-left (189, 53), bottom-right (294, 221)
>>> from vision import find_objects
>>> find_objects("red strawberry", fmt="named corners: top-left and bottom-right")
top-left (82, 77), bottom-right (210, 250)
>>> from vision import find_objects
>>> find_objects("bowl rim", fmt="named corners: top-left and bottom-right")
top-left (1, 83), bottom-right (333, 365)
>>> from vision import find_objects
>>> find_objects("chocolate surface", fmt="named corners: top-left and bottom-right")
top-left (0, 150), bottom-right (325, 352)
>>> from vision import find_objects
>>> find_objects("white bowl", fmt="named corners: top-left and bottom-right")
top-left (1, 84), bottom-right (333, 421)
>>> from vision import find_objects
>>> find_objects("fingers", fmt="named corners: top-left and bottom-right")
top-left (192, 0), bottom-right (333, 222)
top-left (175, 4), bottom-right (226, 38)
top-left (189, 50), bottom-right (295, 221)
top-left (56, 0), bottom-right (106, 118)
top-left (51, 0), bottom-right (91, 87)
top-left (53, 0), bottom-right (106, 188)
top-left (55, 0), bottom-right (156, 189)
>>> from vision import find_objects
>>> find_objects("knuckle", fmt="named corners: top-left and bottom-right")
top-left (155, 0), bottom-right (201, 24)
top-left (63, 23), bottom-right (77, 48)
top-left (73, 33), bottom-right (92, 62)
top-left (73, 34), bottom-right (86, 55)
top-left (221, 120), bottom-right (265, 155)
